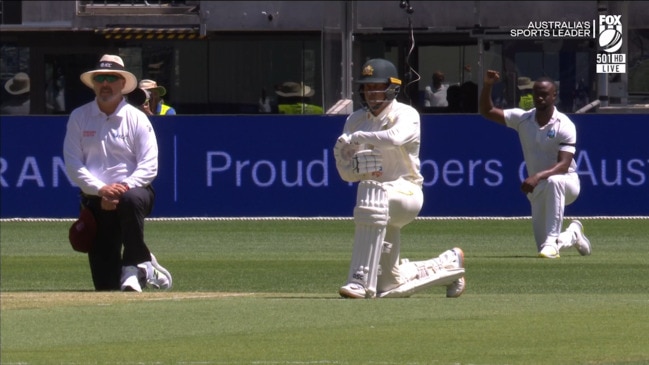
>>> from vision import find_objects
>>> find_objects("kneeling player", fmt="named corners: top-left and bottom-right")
top-left (333, 58), bottom-right (465, 299)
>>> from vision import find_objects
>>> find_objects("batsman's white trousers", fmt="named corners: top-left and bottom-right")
top-left (527, 172), bottom-right (580, 250)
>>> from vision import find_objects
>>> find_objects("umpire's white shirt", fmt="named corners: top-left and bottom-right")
top-left (63, 98), bottom-right (158, 195)
top-left (338, 100), bottom-right (423, 186)
top-left (504, 107), bottom-right (578, 177)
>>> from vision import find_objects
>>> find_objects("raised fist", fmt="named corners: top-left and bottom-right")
top-left (484, 70), bottom-right (500, 85)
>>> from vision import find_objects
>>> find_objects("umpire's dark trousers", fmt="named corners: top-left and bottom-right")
top-left (81, 185), bottom-right (155, 291)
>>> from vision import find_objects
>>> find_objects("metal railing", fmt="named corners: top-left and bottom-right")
top-left (78, 0), bottom-right (198, 15)
top-left (81, 1), bottom-right (186, 6)
top-left (575, 100), bottom-right (600, 114)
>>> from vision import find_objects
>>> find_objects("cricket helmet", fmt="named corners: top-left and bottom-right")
top-left (356, 58), bottom-right (402, 106)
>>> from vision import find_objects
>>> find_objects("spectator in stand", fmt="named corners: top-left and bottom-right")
top-left (1, 72), bottom-right (31, 115)
top-left (275, 81), bottom-right (323, 114)
top-left (139, 79), bottom-right (176, 115)
top-left (424, 71), bottom-right (449, 107)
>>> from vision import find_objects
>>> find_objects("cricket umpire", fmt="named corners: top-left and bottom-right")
top-left (63, 54), bottom-right (172, 292)
top-left (334, 58), bottom-right (465, 299)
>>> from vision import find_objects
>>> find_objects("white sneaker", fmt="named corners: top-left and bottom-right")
top-left (446, 248), bottom-right (465, 298)
top-left (568, 220), bottom-right (591, 256)
top-left (120, 265), bottom-right (143, 292)
top-left (339, 283), bottom-right (368, 299)
top-left (149, 253), bottom-right (173, 289)
top-left (136, 254), bottom-right (172, 290)
top-left (538, 244), bottom-right (560, 259)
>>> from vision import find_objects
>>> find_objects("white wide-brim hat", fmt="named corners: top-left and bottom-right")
top-left (275, 81), bottom-right (314, 97)
top-left (139, 79), bottom-right (167, 97)
top-left (5, 72), bottom-right (30, 95)
top-left (80, 54), bottom-right (138, 94)
top-left (517, 76), bottom-right (534, 90)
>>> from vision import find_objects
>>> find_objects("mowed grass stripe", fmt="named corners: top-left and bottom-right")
top-left (2, 218), bottom-right (648, 364)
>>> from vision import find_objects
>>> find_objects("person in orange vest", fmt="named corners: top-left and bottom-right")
top-left (139, 79), bottom-right (176, 115)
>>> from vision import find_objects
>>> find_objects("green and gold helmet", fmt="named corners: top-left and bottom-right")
top-left (357, 58), bottom-right (401, 86)
top-left (356, 58), bottom-right (402, 108)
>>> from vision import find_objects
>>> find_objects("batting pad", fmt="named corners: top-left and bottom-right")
top-left (377, 261), bottom-right (465, 298)
top-left (346, 180), bottom-right (390, 298)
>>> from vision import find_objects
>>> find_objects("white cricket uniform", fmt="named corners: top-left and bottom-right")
top-left (504, 107), bottom-right (581, 250)
top-left (335, 100), bottom-right (427, 293)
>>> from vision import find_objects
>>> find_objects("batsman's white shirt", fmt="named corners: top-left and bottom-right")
top-left (503, 107), bottom-right (577, 176)
top-left (63, 98), bottom-right (158, 195)
top-left (336, 100), bottom-right (423, 187)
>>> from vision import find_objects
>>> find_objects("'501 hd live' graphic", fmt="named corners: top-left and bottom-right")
top-left (596, 14), bottom-right (626, 74)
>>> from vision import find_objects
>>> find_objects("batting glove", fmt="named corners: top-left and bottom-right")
top-left (333, 134), bottom-right (358, 162)
top-left (352, 149), bottom-right (383, 174)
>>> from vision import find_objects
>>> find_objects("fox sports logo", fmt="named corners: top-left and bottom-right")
top-left (598, 15), bottom-right (623, 53)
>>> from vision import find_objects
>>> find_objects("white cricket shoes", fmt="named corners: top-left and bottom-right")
top-left (538, 244), bottom-right (560, 259)
top-left (568, 220), bottom-right (592, 256)
top-left (339, 283), bottom-right (369, 299)
top-left (149, 253), bottom-right (173, 289)
top-left (446, 247), bottom-right (465, 298)
top-left (120, 265), bottom-right (143, 292)
top-left (120, 254), bottom-right (172, 292)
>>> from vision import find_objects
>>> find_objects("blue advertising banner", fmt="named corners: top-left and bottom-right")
top-left (1, 114), bottom-right (647, 218)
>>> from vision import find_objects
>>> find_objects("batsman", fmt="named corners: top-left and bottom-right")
top-left (334, 58), bottom-right (465, 299)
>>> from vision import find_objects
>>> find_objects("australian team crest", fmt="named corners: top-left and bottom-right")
top-left (362, 64), bottom-right (374, 76)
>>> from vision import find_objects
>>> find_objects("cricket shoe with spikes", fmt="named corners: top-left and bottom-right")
top-left (339, 283), bottom-right (370, 299)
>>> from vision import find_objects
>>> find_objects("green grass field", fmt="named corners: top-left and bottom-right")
top-left (1, 218), bottom-right (648, 365)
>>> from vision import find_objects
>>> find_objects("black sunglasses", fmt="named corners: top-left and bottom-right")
top-left (93, 74), bottom-right (122, 83)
